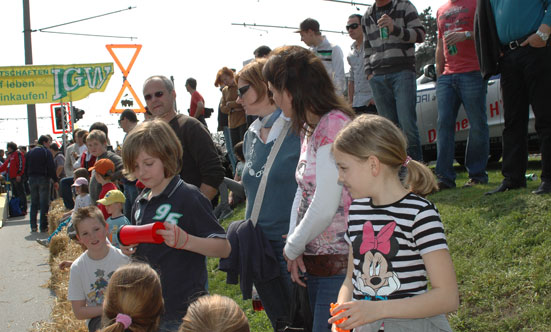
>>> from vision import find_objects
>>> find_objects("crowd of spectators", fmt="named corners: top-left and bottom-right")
top-left (4, 1), bottom-right (550, 331)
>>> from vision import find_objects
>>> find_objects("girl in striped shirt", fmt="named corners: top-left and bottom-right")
top-left (329, 114), bottom-right (458, 332)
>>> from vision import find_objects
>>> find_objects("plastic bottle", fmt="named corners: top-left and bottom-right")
top-left (251, 286), bottom-right (264, 311)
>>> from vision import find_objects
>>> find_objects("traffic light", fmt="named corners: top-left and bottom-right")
top-left (53, 107), bottom-right (64, 131)
top-left (72, 107), bottom-right (85, 123)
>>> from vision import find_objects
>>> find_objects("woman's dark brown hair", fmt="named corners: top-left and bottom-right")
top-left (263, 45), bottom-right (354, 134)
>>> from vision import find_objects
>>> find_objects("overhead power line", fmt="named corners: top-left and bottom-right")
top-left (231, 22), bottom-right (347, 35)
top-left (40, 30), bottom-right (137, 40)
top-left (33, 6), bottom-right (137, 40)
top-left (323, 0), bottom-right (370, 6)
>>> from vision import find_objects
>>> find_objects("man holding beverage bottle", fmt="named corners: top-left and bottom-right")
top-left (361, 0), bottom-right (426, 162)
top-left (434, 0), bottom-right (490, 190)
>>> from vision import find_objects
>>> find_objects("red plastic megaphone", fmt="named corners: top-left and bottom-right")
top-left (117, 222), bottom-right (165, 246)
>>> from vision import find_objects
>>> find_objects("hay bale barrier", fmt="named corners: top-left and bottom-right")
top-left (32, 199), bottom-right (87, 332)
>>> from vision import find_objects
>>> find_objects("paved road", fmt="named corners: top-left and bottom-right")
top-left (0, 213), bottom-right (53, 331)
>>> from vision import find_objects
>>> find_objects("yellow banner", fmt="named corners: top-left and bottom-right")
top-left (0, 63), bottom-right (114, 106)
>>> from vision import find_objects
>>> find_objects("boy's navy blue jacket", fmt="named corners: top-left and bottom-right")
top-left (132, 176), bottom-right (227, 321)
top-left (219, 219), bottom-right (280, 300)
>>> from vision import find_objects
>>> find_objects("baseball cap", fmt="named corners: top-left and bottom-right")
top-left (71, 177), bottom-right (88, 187)
top-left (295, 18), bottom-right (320, 33)
top-left (89, 158), bottom-right (115, 177)
top-left (97, 189), bottom-right (126, 206)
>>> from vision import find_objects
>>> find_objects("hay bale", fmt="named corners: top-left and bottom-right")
top-left (33, 226), bottom-right (87, 332)
top-left (49, 233), bottom-right (69, 258)
top-left (47, 199), bottom-right (68, 234)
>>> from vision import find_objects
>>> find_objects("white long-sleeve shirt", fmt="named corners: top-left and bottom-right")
top-left (311, 36), bottom-right (346, 96)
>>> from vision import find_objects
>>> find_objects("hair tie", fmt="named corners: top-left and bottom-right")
top-left (403, 156), bottom-right (412, 167)
top-left (116, 313), bottom-right (132, 329)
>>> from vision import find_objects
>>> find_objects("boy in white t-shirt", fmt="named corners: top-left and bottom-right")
top-left (67, 206), bottom-right (129, 332)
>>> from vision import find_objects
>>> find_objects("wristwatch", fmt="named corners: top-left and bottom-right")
top-left (536, 29), bottom-right (549, 41)
top-left (464, 31), bottom-right (472, 40)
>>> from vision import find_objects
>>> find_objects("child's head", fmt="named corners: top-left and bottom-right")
top-left (71, 177), bottom-right (89, 194)
top-left (179, 294), bottom-right (249, 332)
top-left (97, 190), bottom-right (125, 216)
top-left (72, 206), bottom-right (108, 247)
top-left (122, 119), bottom-right (183, 180)
top-left (333, 114), bottom-right (437, 197)
top-left (73, 167), bottom-right (90, 182)
top-left (100, 263), bottom-right (164, 332)
top-left (90, 158), bottom-right (115, 183)
top-left (233, 141), bottom-right (244, 162)
top-left (86, 129), bottom-right (108, 157)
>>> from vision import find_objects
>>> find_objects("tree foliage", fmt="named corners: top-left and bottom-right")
top-left (415, 6), bottom-right (438, 76)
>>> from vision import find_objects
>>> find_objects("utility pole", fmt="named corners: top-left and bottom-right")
top-left (170, 76), bottom-right (178, 113)
top-left (23, 0), bottom-right (38, 144)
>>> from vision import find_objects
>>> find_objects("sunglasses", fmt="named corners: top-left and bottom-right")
top-left (346, 23), bottom-right (360, 31)
top-left (144, 91), bottom-right (164, 101)
top-left (238, 85), bottom-right (250, 98)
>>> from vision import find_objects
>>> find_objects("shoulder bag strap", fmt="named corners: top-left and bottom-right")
top-left (250, 120), bottom-right (291, 226)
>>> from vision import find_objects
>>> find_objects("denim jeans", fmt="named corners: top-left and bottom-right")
top-left (223, 126), bottom-right (237, 174)
top-left (305, 273), bottom-right (346, 332)
top-left (214, 177), bottom-right (245, 216)
top-left (500, 45), bottom-right (551, 184)
top-left (123, 182), bottom-right (139, 221)
top-left (254, 239), bottom-right (292, 330)
top-left (60, 177), bottom-right (74, 210)
top-left (29, 176), bottom-right (51, 231)
top-left (47, 216), bottom-right (71, 242)
top-left (369, 70), bottom-right (423, 161)
top-left (435, 71), bottom-right (489, 187)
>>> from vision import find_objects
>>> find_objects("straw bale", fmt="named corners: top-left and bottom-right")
top-left (32, 218), bottom-right (87, 332)
top-left (49, 233), bottom-right (69, 258)
top-left (47, 198), bottom-right (69, 234)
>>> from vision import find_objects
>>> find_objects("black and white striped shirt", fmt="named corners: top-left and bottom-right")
top-left (345, 193), bottom-right (448, 301)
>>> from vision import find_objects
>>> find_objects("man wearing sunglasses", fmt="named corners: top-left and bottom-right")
top-left (143, 75), bottom-right (225, 201)
top-left (346, 14), bottom-right (376, 115)
top-left (295, 18), bottom-right (346, 96)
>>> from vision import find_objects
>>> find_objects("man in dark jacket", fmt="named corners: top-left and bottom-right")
top-left (480, 0), bottom-right (551, 195)
top-left (143, 75), bottom-right (224, 201)
top-left (25, 135), bottom-right (57, 232)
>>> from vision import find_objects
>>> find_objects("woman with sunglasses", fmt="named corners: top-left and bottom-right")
top-left (263, 46), bottom-right (355, 332)
top-left (219, 67), bottom-right (247, 167)
top-left (235, 59), bottom-right (301, 330)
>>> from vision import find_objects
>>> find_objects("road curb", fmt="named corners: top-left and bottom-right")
top-left (0, 193), bottom-right (7, 227)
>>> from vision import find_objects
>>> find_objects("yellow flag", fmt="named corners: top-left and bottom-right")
top-left (0, 63), bottom-right (114, 106)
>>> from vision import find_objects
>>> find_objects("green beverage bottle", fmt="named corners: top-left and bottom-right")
top-left (444, 31), bottom-right (458, 56)
top-left (447, 43), bottom-right (458, 56)
top-left (380, 26), bottom-right (389, 40)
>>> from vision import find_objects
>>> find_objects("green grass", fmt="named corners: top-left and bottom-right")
top-left (207, 159), bottom-right (551, 332)
top-left (207, 206), bottom-right (273, 331)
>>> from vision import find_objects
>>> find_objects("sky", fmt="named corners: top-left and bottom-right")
top-left (1, 0), bottom-right (438, 148)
